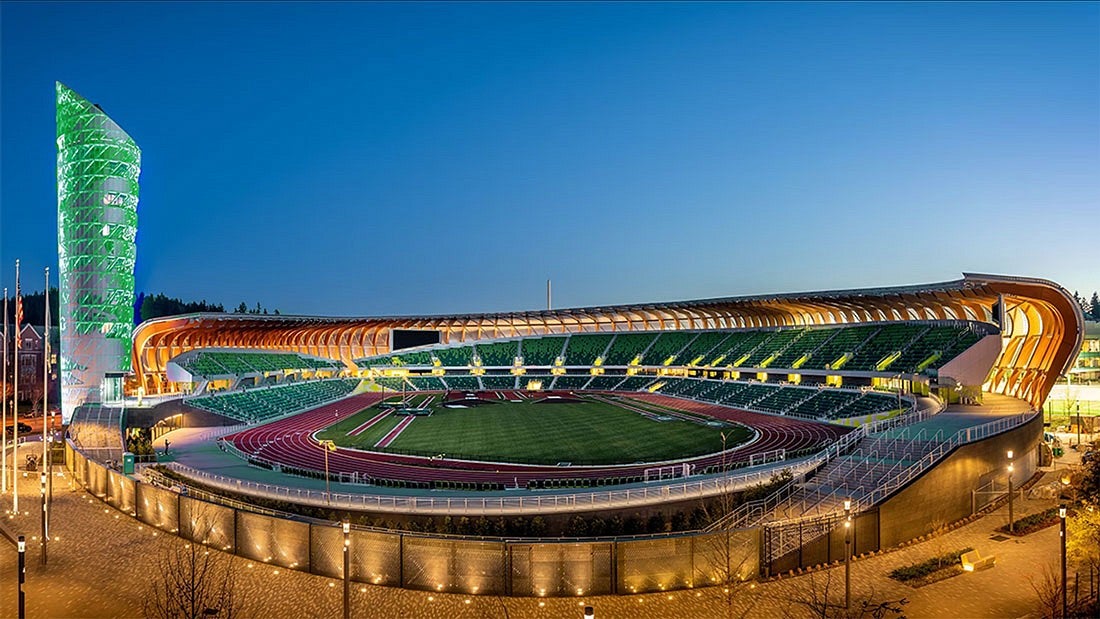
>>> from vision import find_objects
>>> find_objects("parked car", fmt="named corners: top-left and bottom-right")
top-left (5, 422), bottom-right (33, 438)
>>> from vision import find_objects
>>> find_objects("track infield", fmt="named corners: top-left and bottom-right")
top-left (313, 394), bottom-right (751, 465)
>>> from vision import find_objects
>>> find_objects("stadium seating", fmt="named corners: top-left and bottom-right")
top-left (407, 376), bottom-right (447, 391)
top-left (475, 341), bottom-right (519, 367)
top-left (846, 324), bottom-right (926, 371)
top-left (677, 331), bottom-right (732, 366)
top-left (750, 385), bottom-right (817, 414)
top-left (188, 378), bottom-right (359, 423)
top-left (519, 337), bottom-right (568, 366)
top-left (771, 329), bottom-right (835, 368)
top-left (711, 331), bottom-right (774, 367)
top-left (603, 333), bottom-right (658, 366)
top-left (480, 375), bottom-right (518, 390)
top-left (799, 326), bottom-right (878, 370)
top-left (176, 350), bottom-right (340, 378)
top-left (644, 332), bottom-right (698, 366)
top-left (616, 375), bottom-right (658, 391)
top-left (563, 334), bottom-right (614, 365)
top-left (435, 346), bottom-right (474, 367)
top-left (443, 375), bottom-right (481, 390)
top-left (586, 375), bottom-right (628, 391)
top-left (552, 375), bottom-right (592, 390)
top-left (788, 389), bottom-right (862, 419)
top-left (739, 329), bottom-right (805, 368)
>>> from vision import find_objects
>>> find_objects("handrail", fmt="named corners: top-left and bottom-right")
top-left (162, 455), bottom-right (820, 516)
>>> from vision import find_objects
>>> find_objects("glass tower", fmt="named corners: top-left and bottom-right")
top-left (56, 82), bottom-right (140, 422)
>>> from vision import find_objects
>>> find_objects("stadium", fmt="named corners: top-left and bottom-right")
top-left (46, 83), bottom-right (1084, 599)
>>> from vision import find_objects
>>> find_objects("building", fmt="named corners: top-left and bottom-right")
top-left (14, 324), bottom-right (60, 406)
top-left (56, 82), bottom-right (140, 422)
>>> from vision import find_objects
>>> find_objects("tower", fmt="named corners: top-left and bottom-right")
top-left (56, 82), bottom-right (140, 422)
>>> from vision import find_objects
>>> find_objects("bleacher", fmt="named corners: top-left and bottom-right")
top-left (563, 334), bottom-right (613, 366)
top-left (677, 331), bottom-right (731, 366)
top-left (374, 376), bottom-right (409, 391)
top-left (443, 375), bottom-right (481, 390)
top-left (799, 326), bottom-right (878, 370)
top-left (788, 390), bottom-right (862, 419)
top-left (644, 332), bottom-right (697, 366)
top-left (771, 328), bottom-right (834, 368)
top-left (711, 331), bottom-right (773, 367)
top-left (616, 375), bottom-right (658, 391)
top-left (174, 350), bottom-right (341, 379)
top-left (519, 337), bottom-right (567, 366)
top-left (480, 375), bottom-right (518, 390)
top-left (586, 375), bottom-right (627, 390)
top-left (552, 375), bottom-right (592, 390)
top-left (846, 324), bottom-right (926, 371)
top-left (407, 376), bottom-right (447, 391)
top-left (188, 378), bottom-right (360, 423)
top-left (603, 333), bottom-right (657, 366)
top-left (475, 341), bottom-right (519, 367)
top-left (740, 329), bottom-right (805, 368)
top-left (435, 346), bottom-right (474, 367)
top-left (750, 385), bottom-right (817, 414)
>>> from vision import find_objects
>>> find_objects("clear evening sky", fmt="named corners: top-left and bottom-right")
top-left (1, 2), bottom-right (1097, 316)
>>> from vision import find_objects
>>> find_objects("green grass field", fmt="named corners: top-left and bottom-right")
top-left (315, 396), bottom-right (751, 465)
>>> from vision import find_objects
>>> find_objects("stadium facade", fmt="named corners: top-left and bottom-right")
top-left (56, 82), bottom-right (140, 421)
top-left (131, 273), bottom-right (1082, 408)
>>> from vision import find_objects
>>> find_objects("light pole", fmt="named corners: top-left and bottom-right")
top-left (343, 518), bottom-right (351, 619)
top-left (39, 471), bottom-right (47, 565)
top-left (844, 498), bottom-right (852, 611)
top-left (1060, 505), bottom-right (1067, 619)
top-left (17, 534), bottom-right (26, 619)
top-left (320, 440), bottom-right (336, 505)
top-left (1006, 450), bottom-right (1014, 534)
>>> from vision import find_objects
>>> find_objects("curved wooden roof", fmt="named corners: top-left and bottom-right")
top-left (131, 273), bottom-right (1083, 407)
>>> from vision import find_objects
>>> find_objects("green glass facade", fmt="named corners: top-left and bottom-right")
top-left (56, 82), bottom-right (140, 421)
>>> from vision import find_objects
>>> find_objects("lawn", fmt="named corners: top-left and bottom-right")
top-left (317, 396), bottom-right (751, 465)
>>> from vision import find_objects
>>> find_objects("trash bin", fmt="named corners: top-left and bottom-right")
top-left (122, 452), bottom-right (135, 475)
top-left (1053, 447), bottom-right (1064, 458)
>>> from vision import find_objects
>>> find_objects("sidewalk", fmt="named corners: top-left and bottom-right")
top-left (0, 464), bottom-right (1074, 618)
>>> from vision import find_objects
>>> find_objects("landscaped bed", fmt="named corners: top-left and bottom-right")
top-left (888, 547), bottom-right (974, 587)
top-left (996, 506), bottom-right (1062, 536)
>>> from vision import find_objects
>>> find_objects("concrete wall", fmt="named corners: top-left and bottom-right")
top-left (877, 413), bottom-right (1042, 548)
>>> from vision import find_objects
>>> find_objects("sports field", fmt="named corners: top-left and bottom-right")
top-left (314, 395), bottom-right (751, 465)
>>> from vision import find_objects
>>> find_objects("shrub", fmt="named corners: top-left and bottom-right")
top-left (997, 507), bottom-right (1061, 536)
top-left (888, 547), bottom-right (974, 582)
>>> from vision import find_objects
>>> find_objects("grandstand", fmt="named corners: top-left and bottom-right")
top-left (170, 349), bottom-right (340, 380)
top-left (187, 378), bottom-right (360, 423)
top-left (474, 340), bottom-right (519, 366)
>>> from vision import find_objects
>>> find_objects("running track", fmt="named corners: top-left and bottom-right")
top-left (225, 391), bottom-right (850, 486)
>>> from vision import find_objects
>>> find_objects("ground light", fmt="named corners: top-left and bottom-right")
top-left (844, 498), bottom-right (852, 611)
top-left (1007, 451), bottom-right (1015, 534)
top-left (1059, 505), bottom-right (1067, 618)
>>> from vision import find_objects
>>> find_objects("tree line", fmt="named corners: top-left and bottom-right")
top-left (1072, 291), bottom-right (1100, 322)
top-left (1, 289), bottom-right (278, 326)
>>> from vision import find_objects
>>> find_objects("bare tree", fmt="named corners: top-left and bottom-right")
top-left (1028, 562), bottom-right (1064, 619)
top-left (144, 506), bottom-right (241, 619)
top-left (774, 569), bottom-right (908, 619)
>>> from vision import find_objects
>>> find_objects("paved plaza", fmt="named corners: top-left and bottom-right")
top-left (0, 447), bottom-right (1077, 619)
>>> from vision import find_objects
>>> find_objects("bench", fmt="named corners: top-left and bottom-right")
top-left (961, 550), bottom-right (996, 571)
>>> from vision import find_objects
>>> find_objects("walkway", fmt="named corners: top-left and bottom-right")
top-left (0, 457), bottom-right (1073, 618)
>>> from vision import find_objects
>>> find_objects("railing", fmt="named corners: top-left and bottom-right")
top-left (162, 454), bottom-right (820, 516)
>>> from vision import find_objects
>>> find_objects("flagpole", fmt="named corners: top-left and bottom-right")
top-left (12, 259), bottom-right (20, 514)
top-left (2, 287), bottom-right (8, 495)
top-left (42, 267), bottom-right (50, 557)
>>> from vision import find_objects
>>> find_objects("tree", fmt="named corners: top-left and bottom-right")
top-left (144, 512), bottom-right (241, 619)
top-left (235, 302), bottom-right (248, 314)
top-left (775, 569), bottom-right (908, 619)
top-left (1090, 292), bottom-right (1100, 322)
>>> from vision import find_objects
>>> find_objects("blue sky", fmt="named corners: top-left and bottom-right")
top-left (2, 2), bottom-right (1097, 316)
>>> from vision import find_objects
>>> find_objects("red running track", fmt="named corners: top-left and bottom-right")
top-left (225, 391), bottom-right (850, 486)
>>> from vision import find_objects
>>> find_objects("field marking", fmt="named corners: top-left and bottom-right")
top-left (374, 415), bottom-right (415, 448)
top-left (348, 409), bottom-right (393, 436)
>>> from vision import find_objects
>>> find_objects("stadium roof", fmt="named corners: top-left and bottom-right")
top-left (132, 273), bottom-right (1083, 408)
